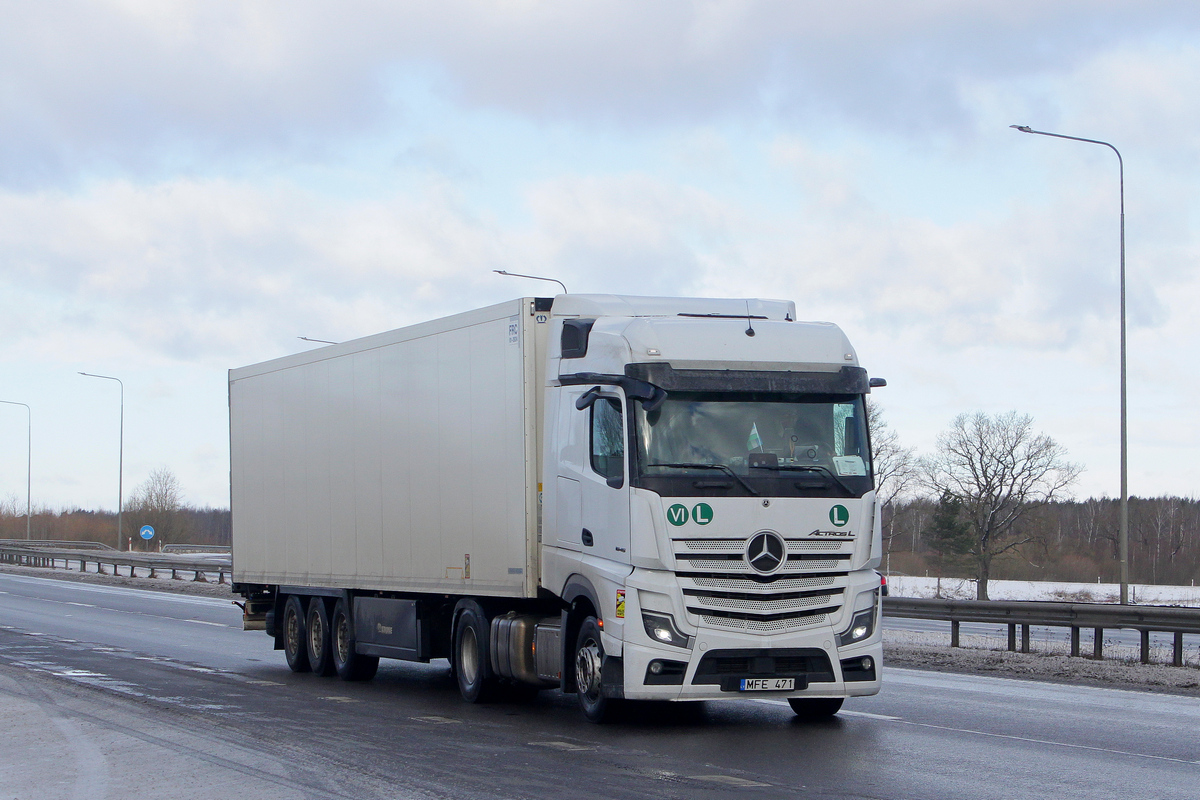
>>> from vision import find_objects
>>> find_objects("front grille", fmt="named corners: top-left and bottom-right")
top-left (673, 535), bottom-right (852, 632)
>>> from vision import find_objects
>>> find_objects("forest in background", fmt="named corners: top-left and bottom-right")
top-left (1, 492), bottom-right (1194, 585)
top-left (883, 495), bottom-right (1200, 586)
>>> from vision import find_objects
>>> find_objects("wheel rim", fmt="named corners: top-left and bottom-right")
top-left (575, 636), bottom-right (603, 701)
top-left (285, 609), bottom-right (300, 657)
top-left (335, 614), bottom-right (350, 664)
top-left (460, 626), bottom-right (480, 685)
top-left (309, 613), bottom-right (323, 658)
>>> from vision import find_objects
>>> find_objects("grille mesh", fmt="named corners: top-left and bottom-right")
top-left (692, 594), bottom-right (837, 612)
top-left (687, 575), bottom-right (837, 591)
top-left (699, 613), bottom-right (829, 632)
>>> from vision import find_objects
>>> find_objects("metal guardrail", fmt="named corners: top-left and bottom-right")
top-left (885, 596), bottom-right (1200, 667)
top-left (0, 544), bottom-right (232, 584)
top-left (162, 544), bottom-right (231, 554)
top-left (0, 539), bottom-right (115, 551)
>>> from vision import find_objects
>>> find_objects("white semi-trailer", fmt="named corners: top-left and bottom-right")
top-left (231, 295), bottom-right (885, 722)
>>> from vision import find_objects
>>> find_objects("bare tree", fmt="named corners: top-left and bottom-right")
top-left (866, 400), bottom-right (917, 572)
top-left (924, 411), bottom-right (1081, 600)
top-left (126, 467), bottom-right (187, 547)
top-left (867, 399), bottom-right (917, 511)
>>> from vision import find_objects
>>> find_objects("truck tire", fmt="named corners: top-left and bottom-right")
top-left (574, 616), bottom-right (619, 723)
top-left (788, 698), bottom-right (843, 719)
top-left (306, 598), bottom-right (336, 677)
top-left (454, 601), bottom-right (497, 703)
top-left (331, 597), bottom-right (378, 681)
top-left (282, 595), bottom-right (311, 673)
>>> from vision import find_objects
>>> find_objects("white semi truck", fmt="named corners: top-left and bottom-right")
top-left (231, 294), bottom-right (885, 722)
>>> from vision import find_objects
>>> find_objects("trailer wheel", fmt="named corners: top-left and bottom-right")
top-left (574, 616), bottom-right (619, 723)
top-left (306, 598), bottom-right (336, 677)
top-left (282, 595), bottom-right (311, 673)
top-left (788, 698), bottom-right (843, 719)
top-left (453, 601), bottom-right (497, 703)
top-left (331, 598), bottom-right (378, 682)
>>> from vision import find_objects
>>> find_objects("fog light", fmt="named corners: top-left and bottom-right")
top-left (861, 656), bottom-right (873, 671)
top-left (649, 660), bottom-right (663, 674)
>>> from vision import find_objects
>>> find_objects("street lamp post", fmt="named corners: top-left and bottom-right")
top-left (79, 372), bottom-right (125, 551)
top-left (1010, 124), bottom-right (1129, 604)
top-left (0, 401), bottom-right (31, 540)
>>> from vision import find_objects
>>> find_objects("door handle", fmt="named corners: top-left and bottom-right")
top-left (581, 528), bottom-right (594, 547)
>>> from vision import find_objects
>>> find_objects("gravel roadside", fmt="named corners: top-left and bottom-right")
top-left (5, 562), bottom-right (1199, 697)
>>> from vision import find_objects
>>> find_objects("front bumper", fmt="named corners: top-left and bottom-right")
top-left (620, 621), bottom-right (882, 701)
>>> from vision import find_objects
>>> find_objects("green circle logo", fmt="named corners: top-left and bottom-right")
top-left (692, 503), bottom-right (713, 525)
top-left (667, 504), bottom-right (690, 526)
top-left (829, 505), bottom-right (849, 527)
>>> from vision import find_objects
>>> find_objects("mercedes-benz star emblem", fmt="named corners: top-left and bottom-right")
top-left (745, 531), bottom-right (786, 574)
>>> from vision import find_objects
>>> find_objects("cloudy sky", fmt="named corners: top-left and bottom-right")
top-left (2, 1), bottom-right (1198, 511)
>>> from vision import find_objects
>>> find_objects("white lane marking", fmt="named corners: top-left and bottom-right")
top-left (894, 718), bottom-right (1200, 766)
top-left (528, 741), bottom-right (595, 751)
top-left (319, 696), bottom-right (359, 703)
top-left (242, 679), bottom-right (285, 686)
top-left (412, 715), bottom-right (461, 724)
top-left (749, 698), bottom-right (901, 721)
top-left (183, 619), bottom-right (229, 627)
top-left (691, 775), bottom-right (770, 787)
top-left (65, 602), bottom-right (96, 608)
top-left (839, 709), bottom-right (902, 721)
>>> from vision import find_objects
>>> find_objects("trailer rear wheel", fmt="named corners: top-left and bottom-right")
top-left (454, 602), bottom-right (497, 703)
top-left (788, 698), bottom-right (843, 719)
top-left (306, 598), bottom-right (336, 677)
top-left (332, 598), bottom-right (378, 681)
top-left (282, 595), bottom-right (311, 673)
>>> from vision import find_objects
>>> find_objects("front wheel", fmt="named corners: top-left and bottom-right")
top-left (788, 697), bottom-right (843, 719)
top-left (574, 617), bottom-right (619, 723)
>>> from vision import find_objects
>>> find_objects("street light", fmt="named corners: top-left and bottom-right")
top-left (0, 401), bottom-right (31, 540)
top-left (79, 372), bottom-right (125, 551)
top-left (1010, 124), bottom-right (1129, 604)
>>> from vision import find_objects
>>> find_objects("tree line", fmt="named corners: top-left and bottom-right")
top-left (0, 467), bottom-right (229, 548)
top-left (870, 403), bottom-right (1198, 598)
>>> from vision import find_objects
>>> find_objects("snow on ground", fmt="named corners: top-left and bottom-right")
top-left (886, 576), bottom-right (1200, 607)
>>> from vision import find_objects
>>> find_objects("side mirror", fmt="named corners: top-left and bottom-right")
top-left (575, 386), bottom-right (602, 410)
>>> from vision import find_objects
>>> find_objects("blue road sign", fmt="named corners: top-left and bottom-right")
top-left (139, 525), bottom-right (155, 540)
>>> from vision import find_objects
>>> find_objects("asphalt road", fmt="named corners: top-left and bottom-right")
top-left (1, 571), bottom-right (1197, 800)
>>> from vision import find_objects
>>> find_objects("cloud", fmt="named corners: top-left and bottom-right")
top-left (6, 1), bottom-right (1200, 186)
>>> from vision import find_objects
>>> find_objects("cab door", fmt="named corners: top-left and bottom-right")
top-left (578, 390), bottom-right (631, 563)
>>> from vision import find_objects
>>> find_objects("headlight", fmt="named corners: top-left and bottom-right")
top-left (641, 611), bottom-right (692, 649)
top-left (837, 592), bottom-right (877, 646)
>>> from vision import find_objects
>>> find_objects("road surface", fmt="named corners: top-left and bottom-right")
top-left (1, 571), bottom-right (1196, 799)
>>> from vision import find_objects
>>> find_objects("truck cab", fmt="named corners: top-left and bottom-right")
top-left (540, 295), bottom-right (883, 720)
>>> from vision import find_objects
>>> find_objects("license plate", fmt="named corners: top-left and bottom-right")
top-left (739, 678), bottom-right (795, 691)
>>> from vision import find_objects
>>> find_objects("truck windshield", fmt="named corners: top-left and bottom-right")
top-left (632, 392), bottom-right (873, 498)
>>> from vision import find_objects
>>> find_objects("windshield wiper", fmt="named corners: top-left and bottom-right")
top-left (647, 463), bottom-right (760, 497)
top-left (750, 463), bottom-right (857, 497)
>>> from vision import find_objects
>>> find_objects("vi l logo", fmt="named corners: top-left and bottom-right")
top-left (667, 504), bottom-right (690, 526)
top-left (829, 505), bottom-right (849, 527)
